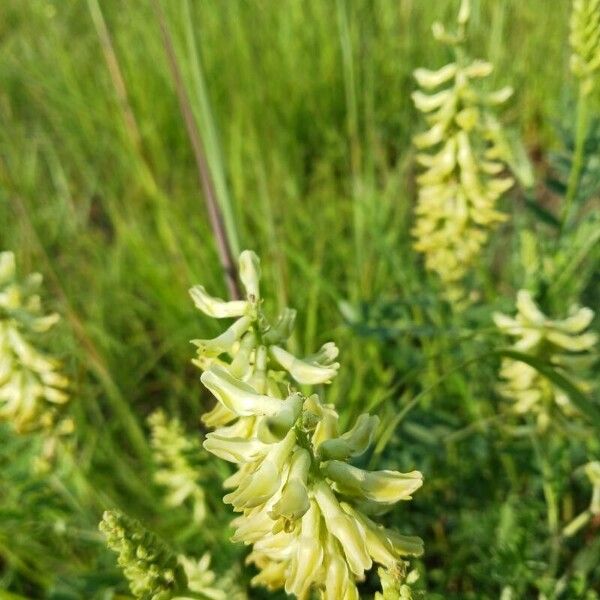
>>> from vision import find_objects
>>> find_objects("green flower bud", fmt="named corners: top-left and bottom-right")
top-left (570, 0), bottom-right (600, 92)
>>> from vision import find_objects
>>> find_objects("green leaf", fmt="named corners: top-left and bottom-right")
top-left (523, 196), bottom-right (561, 229)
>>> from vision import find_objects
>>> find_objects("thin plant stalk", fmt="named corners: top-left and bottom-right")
top-left (181, 0), bottom-right (241, 258)
top-left (151, 0), bottom-right (241, 300)
top-left (561, 85), bottom-right (589, 229)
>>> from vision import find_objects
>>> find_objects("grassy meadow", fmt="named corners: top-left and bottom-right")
top-left (0, 0), bottom-right (599, 598)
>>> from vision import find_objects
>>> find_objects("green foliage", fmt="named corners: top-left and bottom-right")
top-left (0, 0), bottom-right (598, 598)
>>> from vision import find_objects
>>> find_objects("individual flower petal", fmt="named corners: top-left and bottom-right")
top-left (189, 285), bottom-right (248, 318)
top-left (269, 345), bottom-right (339, 385)
top-left (201, 366), bottom-right (282, 416)
top-left (319, 414), bottom-right (379, 460)
top-left (324, 461), bottom-right (423, 504)
top-left (414, 64), bottom-right (457, 88)
top-left (239, 250), bottom-right (261, 301)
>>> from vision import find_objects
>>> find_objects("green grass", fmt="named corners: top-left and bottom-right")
top-left (0, 0), bottom-right (599, 598)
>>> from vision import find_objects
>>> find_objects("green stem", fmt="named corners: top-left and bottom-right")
top-left (530, 432), bottom-right (560, 582)
top-left (561, 85), bottom-right (589, 230)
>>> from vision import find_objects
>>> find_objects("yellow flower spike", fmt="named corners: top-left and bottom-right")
top-left (0, 251), bottom-right (70, 436)
top-left (411, 3), bottom-right (514, 302)
top-left (148, 410), bottom-right (207, 524)
top-left (495, 290), bottom-right (597, 425)
top-left (324, 461), bottom-right (424, 504)
top-left (192, 251), bottom-right (423, 598)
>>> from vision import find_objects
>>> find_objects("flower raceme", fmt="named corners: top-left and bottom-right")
top-left (149, 410), bottom-right (208, 524)
top-left (0, 251), bottom-right (70, 435)
top-left (494, 290), bottom-right (597, 428)
top-left (411, 0), bottom-right (513, 301)
top-left (191, 251), bottom-right (424, 599)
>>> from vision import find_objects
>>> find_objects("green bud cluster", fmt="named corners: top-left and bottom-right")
top-left (375, 561), bottom-right (421, 600)
top-left (0, 251), bottom-right (71, 436)
top-left (100, 510), bottom-right (189, 600)
top-left (191, 251), bottom-right (423, 599)
top-left (411, 0), bottom-right (513, 301)
top-left (100, 510), bottom-right (229, 600)
top-left (149, 410), bottom-right (208, 524)
top-left (494, 290), bottom-right (597, 429)
top-left (570, 0), bottom-right (600, 93)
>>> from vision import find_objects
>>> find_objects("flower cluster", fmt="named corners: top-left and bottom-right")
top-left (411, 0), bottom-right (513, 301)
top-left (0, 251), bottom-right (70, 434)
top-left (494, 290), bottom-right (597, 428)
top-left (100, 510), bottom-right (228, 600)
top-left (570, 0), bottom-right (600, 92)
top-left (149, 410), bottom-right (207, 524)
top-left (192, 251), bottom-right (423, 599)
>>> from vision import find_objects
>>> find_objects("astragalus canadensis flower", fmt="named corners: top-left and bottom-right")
top-left (149, 410), bottom-right (208, 524)
top-left (570, 0), bottom-right (600, 93)
top-left (191, 250), bottom-right (423, 599)
top-left (411, 0), bottom-right (514, 302)
top-left (494, 290), bottom-right (597, 428)
top-left (190, 250), bottom-right (339, 423)
top-left (100, 510), bottom-right (232, 600)
top-left (0, 251), bottom-right (70, 435)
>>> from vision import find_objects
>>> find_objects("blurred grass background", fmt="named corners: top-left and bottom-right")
top-left (0, 0), bottom-right (597, 598)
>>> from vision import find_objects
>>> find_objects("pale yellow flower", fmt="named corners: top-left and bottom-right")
top-left (192, 251), bottom-right (424, 599)
top-left (412, 0), bottom-right (513, 301)
top-left (148, 410), bottom-right (207, 524)
top-left (494, 290), bottom-right (597, 427)
top-left (0, 251), bottom-right (70, 434)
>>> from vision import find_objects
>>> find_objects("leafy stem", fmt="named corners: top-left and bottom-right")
top-left (561, 84), bottom-right (590, 230)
